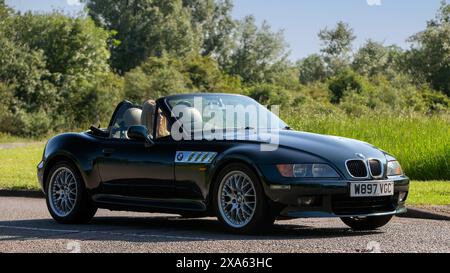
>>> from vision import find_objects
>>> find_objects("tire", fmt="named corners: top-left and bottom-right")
top-left (213, 163), bottom-right (275, 234)
top-left (341, 215), bottom-right (393, 231)
top-left (45, 161), bottom-right (97, 224)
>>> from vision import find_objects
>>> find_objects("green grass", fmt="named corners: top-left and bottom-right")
top-left (0, 133), bottom-right (45, 144)
top-left (408, 181), bottom-right (450, 206)
top-left (285, 113), bottom-right (450, 181)
top-left (0, 143), bottom-right (44, 190)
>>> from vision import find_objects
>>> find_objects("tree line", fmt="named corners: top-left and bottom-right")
top-left (0, 0), bottom-right (449, 136)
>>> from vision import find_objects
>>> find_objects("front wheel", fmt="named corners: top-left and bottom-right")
top-left (341, 215), bottom-right (393, 231)
top-left (213, 163), bottom-right (275, 234)
top-left (46, 161), bottom-right (97, 224)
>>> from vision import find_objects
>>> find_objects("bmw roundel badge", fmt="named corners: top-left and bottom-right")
top-left (176, 152), bottom-right (184, 162)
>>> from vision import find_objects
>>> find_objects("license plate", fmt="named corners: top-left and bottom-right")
top-left (350, 181), bottom-right (394, 197)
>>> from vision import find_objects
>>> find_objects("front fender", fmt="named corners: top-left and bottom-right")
top-left (205, 145), bottom-right (329, 202)
top-left (40, 133), bottom-right (103, 191)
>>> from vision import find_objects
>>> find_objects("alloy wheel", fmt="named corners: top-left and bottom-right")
top-left (218, 171), bottom-right (257, 228)
top-left (48, 167), bottom-right (78, 217)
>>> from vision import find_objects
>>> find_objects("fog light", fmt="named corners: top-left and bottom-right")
top-left (399, 192), bottom-right (408, 202)
top-left (298, 196), bottom-right (315, 206)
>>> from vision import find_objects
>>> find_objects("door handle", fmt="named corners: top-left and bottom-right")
top-left (102, 148), bottom-right (115, 156)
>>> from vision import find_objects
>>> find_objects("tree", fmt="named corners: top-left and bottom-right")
top-left (353, 40), bottom-right (402, 77)
top-left (7, 13), bottom-right (111, 84)
top-left (0, 0), bottom-right (11, 20)
top-left (0, 34), bottom-right (57, 113)
top-left (183, 0), bottom-right (235, 60)
top-left (318, 21), bottom-right (356, 75)
top-left (227, 15), bottom-right (289, 83)
top-left (84, 0), bottom-right (200, 73)
top-left (124, 54), bottom-right (187, 102)
top-left (405, 1), bottom-right (450, 96)
top-left (124, 53), bottom-right (243, 103)
top-left (0, 10), bottom-right (120, 135)
top-left (297, 54), bottom-right (327, 84)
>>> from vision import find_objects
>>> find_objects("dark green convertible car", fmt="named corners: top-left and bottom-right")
top-left (37, 93), bottom-right (409, 234)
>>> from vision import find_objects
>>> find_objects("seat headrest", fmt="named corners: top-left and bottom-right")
top-left (123, 108), bottom-right (142, 128)
top-left (173, 104), bottom-right (203, 133)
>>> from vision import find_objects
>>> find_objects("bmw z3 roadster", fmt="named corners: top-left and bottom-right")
top-left (37, 93), bottom-right (409, 234)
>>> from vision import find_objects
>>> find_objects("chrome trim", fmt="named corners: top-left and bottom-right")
top-left (345, 158), bottom-right (385, 180)
top-left (175, 151), bottom-right (218, 164)
top-left (345, 159), bottom-right (370, 179)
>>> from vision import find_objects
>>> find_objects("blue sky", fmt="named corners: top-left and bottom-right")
top-left (6, 0), bottom-right (447, 61)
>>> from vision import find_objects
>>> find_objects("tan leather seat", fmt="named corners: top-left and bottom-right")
top-left (123, 108), bottom-right (142, 128)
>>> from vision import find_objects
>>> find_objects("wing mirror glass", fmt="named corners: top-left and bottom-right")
top-left (127, 125), bottom-right (154, 146)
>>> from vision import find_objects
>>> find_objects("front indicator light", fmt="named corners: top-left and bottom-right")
top-left (277, 164), bottom-right (340, 178)
top-left (277, 164), bottom-right (294, 177)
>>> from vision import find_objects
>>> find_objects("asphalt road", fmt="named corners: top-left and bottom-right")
top-left (0, 197), bottom-right (449, 253)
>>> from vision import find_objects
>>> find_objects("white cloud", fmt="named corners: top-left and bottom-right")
top-left (66, 0), bottom-right (82, 6)
top-left (367, 0), bottom-right (382, 6)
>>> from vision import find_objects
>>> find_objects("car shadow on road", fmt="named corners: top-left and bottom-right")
top-left (0, 214), bottom-right (383, 244)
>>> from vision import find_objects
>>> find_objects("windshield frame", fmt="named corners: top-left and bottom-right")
top-left (163, 93), bottom-right (288, 132)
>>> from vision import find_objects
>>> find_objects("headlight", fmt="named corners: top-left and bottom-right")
top-left (387, 161), bottom-right (403, 176)
top-left (277, 164), bottom-right (340, 178)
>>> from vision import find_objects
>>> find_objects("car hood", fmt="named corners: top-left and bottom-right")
top-left (273, 130), bottom-right (386, 161)
top-left (215, 129), bottom-right (388, 178)
top-left (215, 129), bottom-right (386, 161)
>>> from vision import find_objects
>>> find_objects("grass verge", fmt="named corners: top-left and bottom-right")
top-left (0, 143), bottom-right (44, 190)
top-left (408, 181), bottom-right (450, 206)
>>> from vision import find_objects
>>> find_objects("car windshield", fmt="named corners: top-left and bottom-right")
top-left (166, 94), bottom-right (288, 131)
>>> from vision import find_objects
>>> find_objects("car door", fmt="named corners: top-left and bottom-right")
top-left (173, 140), bottom-right (224, 201)
top-left (97, 139), bottom-right (176, 199)
top-left (96, 102), bottom-right (176, 199)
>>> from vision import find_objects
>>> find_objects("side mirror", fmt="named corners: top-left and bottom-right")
top-left (127, 125), bottom-right (154, 146)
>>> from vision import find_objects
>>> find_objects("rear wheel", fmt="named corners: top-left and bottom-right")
top-left (46, 162), bottom-right (97, 224)
top-left (341, 215), bottom-right (393, 230)
top-left (213, 163), bottom-right (275, 234)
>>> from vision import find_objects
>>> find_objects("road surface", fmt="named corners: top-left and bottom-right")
top-left (0, 197), bottom-right (449, 253)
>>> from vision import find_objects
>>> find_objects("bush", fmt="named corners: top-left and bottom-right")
top-left (182, 54), bottom-right (243, 93)
top-left (247, 83), bottom-right (290, 106)
top-left (328, 69), bottom-right (365, 103)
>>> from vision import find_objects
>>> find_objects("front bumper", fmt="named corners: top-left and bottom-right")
top-left (264, 177), bottom-right (409, 218)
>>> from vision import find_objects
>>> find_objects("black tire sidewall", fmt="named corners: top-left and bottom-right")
top-left (213, 163), bottom-right (273, 234)
top-left (45, 161), bottom-right (96, 224)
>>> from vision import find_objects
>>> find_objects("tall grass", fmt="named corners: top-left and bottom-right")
top-left (285, 113), bottom-right (450, 181)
